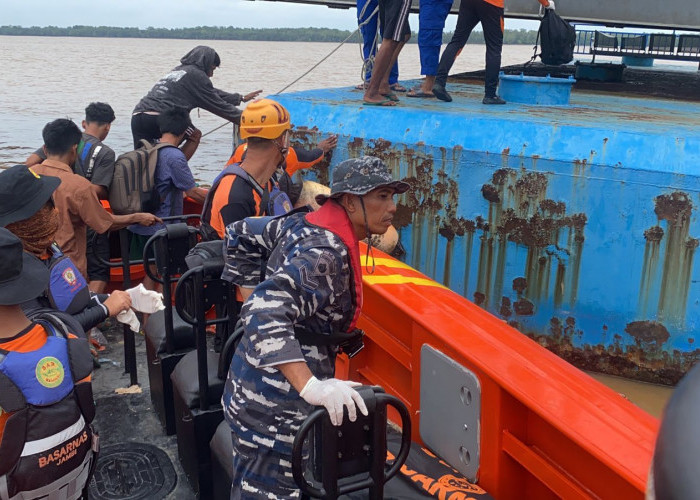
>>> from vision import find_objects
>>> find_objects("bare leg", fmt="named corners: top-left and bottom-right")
top-left (378, 38), bottom-right (408, 96)
top-left (421, 75), bottom-right (436, 94)
top-left (364, 38), bottom-right (400, 103)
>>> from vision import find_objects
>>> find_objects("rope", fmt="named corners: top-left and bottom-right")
top-left (202, 121), bottom-right (230, 138)
top-left (273, 6), bottom-right (378, 96)
top-left (356, 1), bottom-right (382, 89)
top-left (201, 6), bottom-right (379, 138)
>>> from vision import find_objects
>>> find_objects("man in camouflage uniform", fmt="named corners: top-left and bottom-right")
top-left (221, 156), bottom-right (409, 498)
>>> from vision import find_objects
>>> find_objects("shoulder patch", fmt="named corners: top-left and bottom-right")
top-left (299, 251), bottom-right (336, 291)
top-left (311, 252), bottom-right (336, 277)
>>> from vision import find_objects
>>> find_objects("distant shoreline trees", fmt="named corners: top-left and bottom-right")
top-left (0, 25), bottom-right (539, 44)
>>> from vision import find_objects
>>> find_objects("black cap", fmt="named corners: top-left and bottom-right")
top-left (0, 165), bottom-right (61, 227)
top-left (0, 227), bottom-right (49, 305)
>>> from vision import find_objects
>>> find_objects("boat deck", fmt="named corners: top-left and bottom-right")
top-left (89, 324), bottom-right (193, 499)
top-left (282, 74), bottom-right (700, 175)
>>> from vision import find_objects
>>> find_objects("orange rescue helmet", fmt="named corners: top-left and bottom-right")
top-left (239, 98), bottom-right (291, 140)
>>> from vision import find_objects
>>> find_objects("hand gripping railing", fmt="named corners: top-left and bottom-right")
top-left (292, 386), bottom-right (411, 499)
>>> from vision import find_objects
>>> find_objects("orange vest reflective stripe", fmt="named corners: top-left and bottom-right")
top-left (227, 144), bottom-right (303, 175)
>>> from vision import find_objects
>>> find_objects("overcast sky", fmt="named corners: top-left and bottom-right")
top-left (0, 0), bottom-right (539, 32)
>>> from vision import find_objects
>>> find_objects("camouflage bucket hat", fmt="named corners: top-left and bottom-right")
top-left (315, 156), bottom-right (410, 205)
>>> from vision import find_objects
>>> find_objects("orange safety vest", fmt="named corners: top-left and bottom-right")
top-left (228, 144), bottom-right (304, 172)
top-left (227, 144), bottom-right (324, 177)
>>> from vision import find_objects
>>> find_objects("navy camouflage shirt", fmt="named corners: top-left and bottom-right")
top-left (221, 204), bottom-right (360, 455)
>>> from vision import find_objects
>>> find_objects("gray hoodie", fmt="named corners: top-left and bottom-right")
top-left (133, 46), bottom-right (243, 124)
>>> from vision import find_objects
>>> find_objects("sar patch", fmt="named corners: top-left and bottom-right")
top-left (36, 356), bottom-right (65, 388)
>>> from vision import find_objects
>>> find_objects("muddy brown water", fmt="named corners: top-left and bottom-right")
top-left (0, 36), bottom-right (535, 181)
top-left (588, 372), bottom-right (673, 418)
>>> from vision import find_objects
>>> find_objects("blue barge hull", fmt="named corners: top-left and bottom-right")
top-left (277, 79), bottom-right (700, 384)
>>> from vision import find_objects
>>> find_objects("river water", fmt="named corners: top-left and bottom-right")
top-left (0, 35), bottom-right (674, 417)
top-left (0, 36), bottom-right (535, 181)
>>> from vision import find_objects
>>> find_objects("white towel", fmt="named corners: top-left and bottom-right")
top-left (116, 309), bottom-right (141, 333)
top-left (126, 283), bottom-right (165, 314)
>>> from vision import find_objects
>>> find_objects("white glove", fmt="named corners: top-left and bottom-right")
top-left (126, 284), bottom-right (164, 314)
top-left (116, 309), bottom-right (141, 333)
top-left (299, 377), bottom-right (369, 426)
top-left (546, 0), bottom-right (555, 10)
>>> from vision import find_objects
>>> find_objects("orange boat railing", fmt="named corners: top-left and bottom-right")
top-left (338, 244), bottom-right (658, 499)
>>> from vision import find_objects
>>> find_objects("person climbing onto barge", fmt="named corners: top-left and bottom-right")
top-left (221, 156), bottom-right (409, 498)
top-left (201, 99), bottom-right (294, 242)
top-left (131, 45), bottom-right (262, 148)
top-left (223, 130), bottom-right (339, 213)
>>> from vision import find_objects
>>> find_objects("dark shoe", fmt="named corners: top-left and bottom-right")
top-left (432, 83), bottom-right (452, 102)
top-left (483, 95), bottom-right (506, 105)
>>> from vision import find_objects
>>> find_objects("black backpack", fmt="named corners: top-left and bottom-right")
top-left (538, 9), bottom-right (576, 65)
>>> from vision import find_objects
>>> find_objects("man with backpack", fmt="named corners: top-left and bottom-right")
top-left (0, 227), bottom-right (98, 499)
top-left (26, 102), bottom-right (117, 294)
top-left (32, 119), bottom-right (160, 279)
top-left (126, 107), bottom-right (208, 290)
top-left (201, 99), bottom-right (293, 241)
top-left (432, 0), bottom-right (554, 104)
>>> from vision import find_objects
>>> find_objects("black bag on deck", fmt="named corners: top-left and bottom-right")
top-left (538, 9), bottom-right (576, 65)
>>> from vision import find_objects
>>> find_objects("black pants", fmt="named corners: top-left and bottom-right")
top-left (86, 228), bottom-right (110, 282)
top-left (436, 0), bottom-right (504, 98)
top-left (130, 113), bottom-right (161, 149)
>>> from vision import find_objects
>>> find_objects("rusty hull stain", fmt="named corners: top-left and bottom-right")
top-left (529, 317), bottom-right (695, 385)
top-left (652, 192), bottom-right (698, 325)
top-left (476, 168), bottom-right (587, 310)
top-left (336, 135), bottom-right (697, 384)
